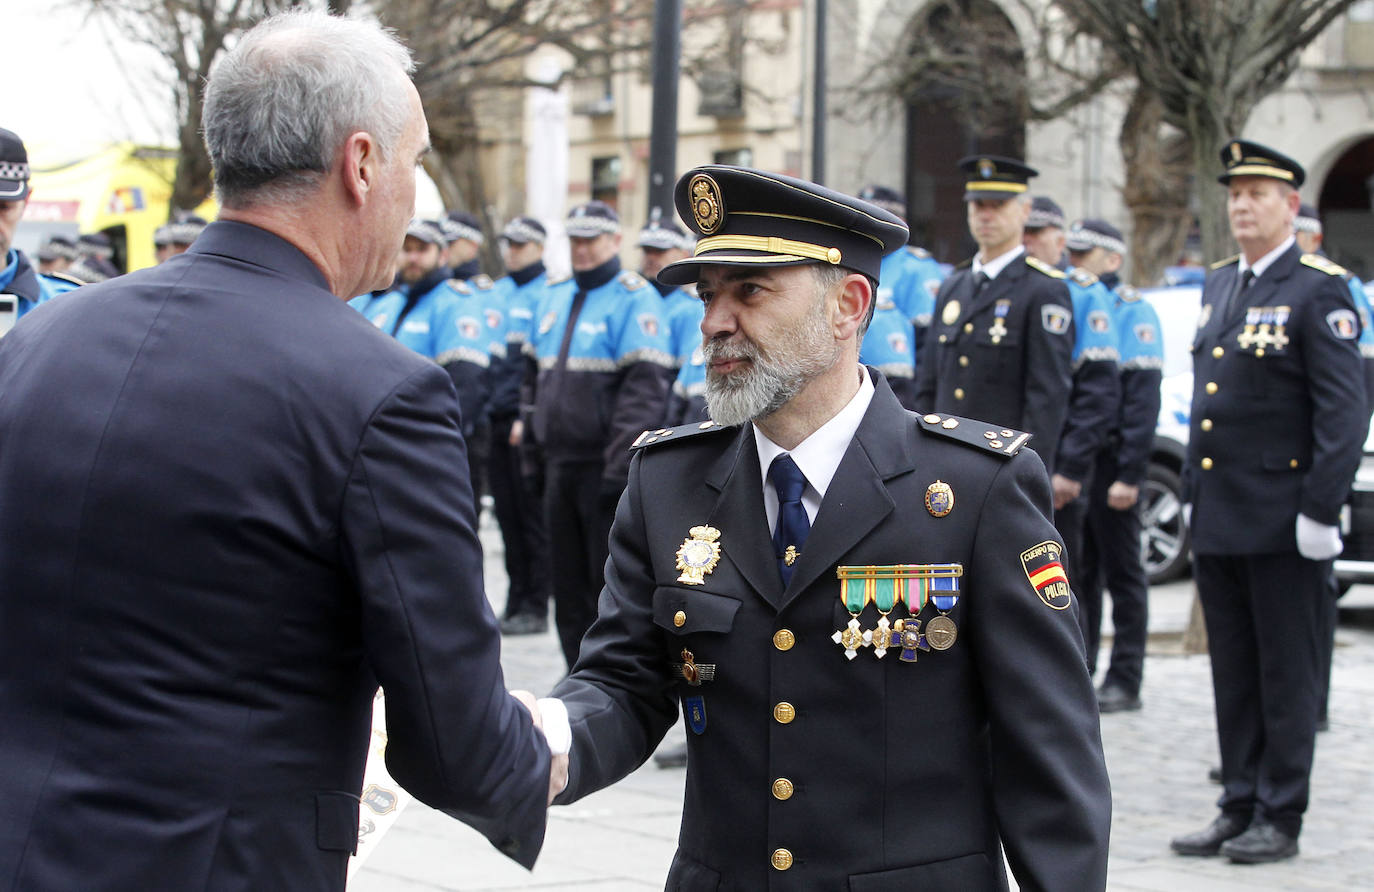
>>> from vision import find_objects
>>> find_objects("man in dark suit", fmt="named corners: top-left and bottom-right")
top-left (914, 156), bottom-right (1076, 474)
top-left (0, 12), bottom-right (559, 890)
top-left (537, 165), bottom-right (1111, 889)
top-left (1172, 140), bottom-right (1365, 864)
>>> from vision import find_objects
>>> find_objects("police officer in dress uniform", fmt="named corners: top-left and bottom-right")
top-left (638, 215), bottom-right (706, 426)
top-left (1066, 218), bottom-right (1163, 713)
top-left (0, 128), bottom-right (79, 337)
top-left (857, 184), bottom-right (947, 361)
top-left (914, 156), bottom-right (1076, 474)
top-left (493, 216), bottom-right (554, 635)
top-left (536, 165), bottom-right (1111, 890)
top-left (1171, 140), bottom-right (1366, 864)
top-left (521, 200), bottom-right (675, 667)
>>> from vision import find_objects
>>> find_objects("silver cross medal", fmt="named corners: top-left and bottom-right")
top-left (832, 617), bottom-right (872, 661)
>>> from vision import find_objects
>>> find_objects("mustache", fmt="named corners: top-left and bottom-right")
top-left (702, 335), bottom-right (760, 365)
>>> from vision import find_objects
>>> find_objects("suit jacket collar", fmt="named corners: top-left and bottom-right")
top-left (958, 256), bottom-right (1028, 328)
top-left (1216, 241), bottom-right (1301, 331)
top-left (190, 221), bottom-right (332, 294)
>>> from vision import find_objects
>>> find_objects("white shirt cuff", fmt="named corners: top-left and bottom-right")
top-left (537, 697), bottom-right (572, 755)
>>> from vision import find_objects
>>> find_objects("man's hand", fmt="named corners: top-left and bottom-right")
top-left (1106, 481), bottom-right (1139, 511)
top-left (510, 690), bottom-right (569, 804)
top-left (1051, 473), bottom-right (1082, 511)
top-left (509, 419), bottom-right (524, 447)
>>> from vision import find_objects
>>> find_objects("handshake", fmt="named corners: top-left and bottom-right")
top-left (511, 690), bottom-right (570, 804)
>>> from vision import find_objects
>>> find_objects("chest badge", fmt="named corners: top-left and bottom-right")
top-left (925, 480), bottom-right (955, 517)
top-left (676, 525), bottom-right (722, 585)
top-left (942, 299), bottom-right (961, 326)
top-left (989, 299), bottom-right (1011, 343)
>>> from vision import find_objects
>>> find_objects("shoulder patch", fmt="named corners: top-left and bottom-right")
top-left (1300, 253), bottom-right (1347, 277)
top-left (1209, 254), bottom-right (1240, 270)
top-left (905, 245), bottom-right (932, 259)
top-left (619, 270), bottom-right (648, 290)
top-left (1069, 268), bottom-right (1099, 287)
top-left (1117, 284), bottom-right (1141, 302)
top-left (630, 419), bottom-right (735, 451)
top-left (471, 274), bottom-right (495, 290)
top-left (916, 413), bottom-right (1029, 459)
top-left (1025, 256), bottom-right (1067, 279)
top-left (445, 278), bottom-right (473, 294)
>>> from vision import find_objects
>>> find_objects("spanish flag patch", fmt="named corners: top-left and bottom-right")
top-left (1021, 540), bottom-right (1071, 610)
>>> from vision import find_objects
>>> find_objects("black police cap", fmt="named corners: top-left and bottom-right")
top-left (1217, 139), bottom-right (1305, 189)
top-left (657, 165), bottom-right (908, 287)
top-left (1065, 218), bottom-right (1126, 255)
top-left (1025, 196), bottom-right (1065, 231)
top-left (501, 216), bottom-right (547, 245)
top-left (0, 127), bottom-right (30, 201)
top-left (959, 155), bottom-right (1037, 202)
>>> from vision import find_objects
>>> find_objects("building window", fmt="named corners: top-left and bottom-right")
top-left (713, 148), bottom-right (754, 167)
top-left (592, 156), bottom-right (622, 208)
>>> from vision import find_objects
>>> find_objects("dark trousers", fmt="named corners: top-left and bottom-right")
top-left (1078, 452), bottom-right (1150, 693)
top-left (546, 459), bottom-right (615, 668)
top-left (1054, 485), bottom-right (1090, 664)
top-left (489, 417), bottom-right (550, 620)
top-left (1194, 552), bottom-right (1328, 838)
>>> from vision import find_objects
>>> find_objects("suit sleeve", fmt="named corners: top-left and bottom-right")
top-left (550, 451), bottom-right (681, 801)
top-left (1022, 281), bottom-right (1075, 472)
top-left (341, 364), bottom-right (551, 868)
top-left (1299, 277), bottom-right (1367, 524)
top-left (969, 448), bottom-right (1111, 890)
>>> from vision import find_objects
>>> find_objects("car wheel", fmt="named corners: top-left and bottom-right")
top-left (1140, 462), bottom-right (1190, 584)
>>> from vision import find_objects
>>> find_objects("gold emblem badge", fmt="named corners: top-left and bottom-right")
top-left (925, 480), bottom-right (954, 517)
top-left (1230, 142), bottom-right (1242, 162)
top-left (690, 174), bottom-right (724, 235)
top-left (978, 158), bottom-right (996, 179)
top-left (783, 545), bottom-right (799, 566)
top-left (676, 525), bottom-right (722, 585)
top-left (942, 299), bottom-right (961, 326)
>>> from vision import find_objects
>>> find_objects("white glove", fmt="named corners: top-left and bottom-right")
top-left (537, 697), bottom-right (573, 755)
top-left (1182, 503), bottom-right (1192, 529)
top-left (1296, 513), bottom-right (1342, 561)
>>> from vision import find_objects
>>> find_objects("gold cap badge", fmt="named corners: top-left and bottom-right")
top-left (689, 174), bottom-right (724, 235)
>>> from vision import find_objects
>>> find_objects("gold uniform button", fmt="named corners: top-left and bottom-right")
top-left (673, 611), bottom-right (686, 628)
top-left (1213, 346), bottom-right (1225, 358)
top-left (773, 702), bottom-right (796, 724)
top-left (1205, 381), bottom-right (1218, 395)
top-left (771, 848), bottom-right (794, 871)
top-left (953, 388), bottom-right (966, 400)
top-left (958, 355), bottom-right (970, 367)
top-left (963, 322), bottom-right (975, 334)
top-left (772, 778), bottom-right (794, 800)
top-left (938, 334), bottom-right (948, 343)
top-left (1201, 457), bottom-right (1214, 470)
top-left (773, 629), bottom-right (795, 651)
top-left (1200, 419), bottom-right (1213, 432)
top-left (1290, 459), bottom-right (1299, 468)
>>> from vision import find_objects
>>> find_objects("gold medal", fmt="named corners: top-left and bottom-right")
top-left (925, 480), bottom-right (954, 517)
top-left (925, 615), bottom-right (958, 651)
top-left (942, 299), bottom-right (961, 326)
top-left (675, 525), bottom-right (722, 585)
top-left (831, 617), bottom-right (871, 661)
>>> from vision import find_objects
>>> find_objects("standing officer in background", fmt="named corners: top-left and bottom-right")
top-left (0, 12), bottom-right (558, 889)
top-left (637, 214), bottom-right (704, 426)
top-left (35, 235), bottom-right (78, 277)
top-left (493, 216), bottom-right (554, 635)
top-left (154, 213), bottom-right (208, 264)
top-left (1022, 195), bottom-right (1069, 269)
top-left (538, 165), bottom-right (1111, 889)
top-left (1, 127), bottom-right (80, 333)
top-left (444, 210), bottom-right (488, 284)
top-left (521, 200), bottom-right (675, 667)
top-left (1066, 218), bottom-right (1163, 713)
top-left (914, 156), bottom-right (1076, 471)
top-left (1172, 140), bottom-right (1365, 864)
top-left (857, 184), bottom-right (946, 359)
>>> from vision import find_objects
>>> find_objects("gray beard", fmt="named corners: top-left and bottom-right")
top-left (703, 306), bottom-right (837, 426)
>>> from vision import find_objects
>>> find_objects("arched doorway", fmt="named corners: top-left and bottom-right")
top-left (900, 0), bottom-right (1027, 261)
top-left (1318, 135), bottom-right (1374, 280)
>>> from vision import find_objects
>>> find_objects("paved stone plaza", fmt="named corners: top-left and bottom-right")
top-left (351, 516), bottom-right (1374, 891)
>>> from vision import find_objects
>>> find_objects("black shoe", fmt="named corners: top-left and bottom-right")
top-left (1220, 822), bottom-right (1299, 864)
top-left (1096, 683), bottom-right (1142, 713)
top-left (653, 742), bottom-right (687, 768)
top-left (1170, 814), bottom-right (1250, 856)
top-left (500, 612), bottom-right (548, 635)
top-left (1208, 765), bottom-right (1222, 784)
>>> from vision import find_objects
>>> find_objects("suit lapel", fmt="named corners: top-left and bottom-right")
top-left (703, 426), bottom-right (786, 609)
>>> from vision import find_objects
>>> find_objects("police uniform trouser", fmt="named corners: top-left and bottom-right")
top-left (1195, 552), bottom-right (1328, 838)
top-left (1054, 488), bottom-right (1091, 668)
top-left (489, 416), bottom-right (550, 619)
top-left (545, 458), bottom-right (615, 667)
top-left (1078, 449), bottom-right (1150, 693)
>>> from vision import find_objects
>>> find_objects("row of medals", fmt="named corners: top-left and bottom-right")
top-left (833, 607), bottom-right (958, 662)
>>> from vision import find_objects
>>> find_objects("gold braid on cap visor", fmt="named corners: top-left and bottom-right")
top-left (1226, 163), bottom-right (1295, 181)
top-left (963, 181), bottom-right (1028, 193)
top-left (695, 234), bottom-right (843, 265)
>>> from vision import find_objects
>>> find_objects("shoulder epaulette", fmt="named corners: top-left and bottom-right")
top-left (1026, 256), bottom-right (1067, 279)
top-left (44, 272), bottom-right (85, 287)
top-left (619, 270), bottom-right (648, 290)
top-left (471, 274), bottom-right (495, 290)
top-left (1300, 253), bottom-right (1347, 277)
top-left (1210, 254), bottom-right (1240, 270)
top-left (546, 272), bottom-right (572, 286)
top-left (1069, 268), bottom-right (1099, 287)
top-left (630, 418), bottom-right (735, 451)
top-left (1117, 284), bottom-right (1142, 302)
top-left (955, 257), bottom-right (974, 270)
top-left (917, 412), bottom-right (1029, 459)
top-left (906, 246), bottom-right (933, 260)
top-left (445, 278), bottom-right (473, 294)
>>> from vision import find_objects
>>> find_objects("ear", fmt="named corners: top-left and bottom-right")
top-left (340, 131), bottom-right (378, 209)
top-left (832, 272), bottom-right (872, 340)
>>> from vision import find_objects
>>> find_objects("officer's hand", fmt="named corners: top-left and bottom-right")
top-left (1183, 503), bottom-right (1192, 529)
top-left (509, 419), bottom-right (524, 446)
top-left (1107, 481), bottom-right (1139, 511)
top-left (1051, 473), bottom-right (1082, 510)
top-left (511, 691), bottom-right (571, 804)
top-left (1296, 514), bottom-right (1343, 561)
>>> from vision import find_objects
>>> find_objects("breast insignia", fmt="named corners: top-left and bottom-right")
top-left (1026, 256), bottom-right (1067, 279)
top-left (917, 414), bottom-right (1028, 458)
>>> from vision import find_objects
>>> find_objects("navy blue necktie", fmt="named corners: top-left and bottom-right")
top-left (769, 454), bottom-right (811, 586)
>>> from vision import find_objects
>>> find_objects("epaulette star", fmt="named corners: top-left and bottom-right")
top-left (917, 413), bottom-right (1028, 459)
top-left (630, 419), bottom-right (734, 451)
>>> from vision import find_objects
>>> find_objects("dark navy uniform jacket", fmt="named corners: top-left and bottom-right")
top-left (553, 372), bottom-right (1110, 891)
top-left (1184, 243), bottom-right (1366, 554)
top-left (0, 222), bottom-right (550, 889)
top-left (915, 253), bottom-right (1075, 473)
